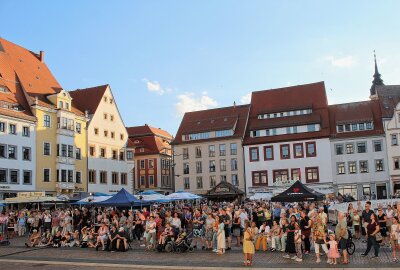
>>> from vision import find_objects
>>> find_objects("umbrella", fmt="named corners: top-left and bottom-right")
top-left (137, 190), bottom-right (171, 203)
top-left (167, 191), bottom-right (201, 201)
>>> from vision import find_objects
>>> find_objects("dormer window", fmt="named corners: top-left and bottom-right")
top-left (59, 101), bottom-right (63, 109)
top-left (0, 85), bottom-right (9, 93)
top-left (65, 103), bottom-right (69, 110)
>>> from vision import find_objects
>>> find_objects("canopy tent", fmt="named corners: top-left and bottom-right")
top-left (271, 181), bottom-right (325, 202)
top-left (167, 191), bottom-right (201, 201)
top-left (204, 182), bottom-right (244, 202)
top-left (137, 191), bottom-right (171, 203)
top-left (249, 192), bottom-right (273, 201)
top-left (0, 203), bottom-right (5, 207)
top-left (73, 195), bottom-right (112, 205)
top-left (4, 196), bottom-right (65, 204)
top-left (69, 192), bottom-right (110, 202)
top-left (96, 188), bottom-right (142, 207)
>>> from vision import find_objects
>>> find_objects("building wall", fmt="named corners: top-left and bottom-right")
top-left (174, 138), bottom-right (245, 195)
top-left (244, 138), bottom-right (333, 195)
top-left (330, 135), bottom-right (389, 199)
top-left (87, 87), bottom-right (132, 194)
top-left (0, 114), bottom-right (36, 199)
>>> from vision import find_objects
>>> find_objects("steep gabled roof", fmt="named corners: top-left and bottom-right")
top-left (376, 85), bottom-right (400, 118)
top-left (126, 124), bottom-right (173, 140)
top-left (69, 85), bottom-right (109, 115)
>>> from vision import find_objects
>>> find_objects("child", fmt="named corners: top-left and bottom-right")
top-left (294, 223), bottom-right (302, 262)
top-left (390, 217), bottom-right (399, 262)
top-left (327, 233), bottom-right (340, 265)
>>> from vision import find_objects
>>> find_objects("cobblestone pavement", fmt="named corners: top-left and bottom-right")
top-left (0, 236), bottom-right (399, 268)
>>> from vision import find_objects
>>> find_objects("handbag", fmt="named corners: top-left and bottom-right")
top-left (375, 232), bottom-right (383, 242)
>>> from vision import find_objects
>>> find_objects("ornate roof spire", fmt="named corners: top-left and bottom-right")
top-left (370, 50), bottom-right (384, 96)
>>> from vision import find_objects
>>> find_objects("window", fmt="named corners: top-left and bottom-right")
top-left (360, 160), bottom-right (368, 173)
top-left (375, 159), bottom-right (384, 171)
top-left (306, 142), bottom-right (316, 157)
top-left (345, 124), bottom-right (351, 132)
top-left (230, 143), bottom-right (237, 155)
top-left (104, 113), bottom-right (108, 120)
top-left (280, 144), bottom-right (290, 159)
top-left (337, 125), bottom-right (344, 132)
top-left (351, 123), bottom-right (358, 131)
top-left (119, 151), bottom-right (124, 161)
top-left (183, 148), bottom-right (189, 159)
top-left (184, 177), bottom-right (190, 189)
top-left (112, 172), bottom-right (119, 185)
top-left (209, 160), bottom-right (216, 172)
top-left (196, 161), bottom-right (202, 173)
top-left (208, 145), bottom-right (215, 157)
top-left (0, 144), bottom-right (5, 158)
top-left (59, 101), bottom-right (63, 108)
top-left (210, 176), bottom-right (216, 188)
top-left (195, 146), bottom-right (202, 158)
top-left (68, 170), bottom-right (73, 182)
top-left (348, 161), bottom-right (357, 174)
top-left (100, 148), bottom-right (106, 158)
top-left (337, 162), bottom-right (345, 174)
top-left (0, 122), bottom-right (5, 132)
top-left (127, 151), bottom-right (133, 160)
top-left (273, 169), bottom-right (289, 182)
top-left (366, 122), bottom-right (373, 130)
top-left (61, 170), bottom-right (67, 182)
top-left (220, 159), bottom-right (226, 171)
top-left (23, 170), bottom-right (31, 184)
top-left (183, 163), bottom-right (189, 174)
top-left (104, 96), bottom-right (108, 102)
top-left (43, 168), bottom-right (50, 182)
top-left (112, 150), bottom-right (117, 160)
top-left (110, 115), bottom-right (114, 121)
top-left (76, 148), bottom-right (81, 160)
top-left (65, 103), bottom-right (69, 110)
top-left (111, 132), bottom-right (115, 139)
top-left (100, 171), bottom-right (107, 184)
top-left (148, 159), bottom-right (154, 169)
top-left (219, 144), bottom-right (226, 156)
top-left (215, 129), bottom-right (233, 137)
top-left (264, 146), bottom-right (273, 160)
top-left (140, 160), bottom-right (145, 169)
top-left (140, 175), bottom-right (145, 186)
top-left (394, 158), bottom-right (400, 170)
top-left (231, 174), bottom-right (239, 186)
top-left (44, 142), bottom-right (51, 156)
top-left (68, 145), bottom-right (73, 158)
top-left (121, 173), bottom-right (127, 185)
top-left (76, 122), bottom-right (81, 134)
top-left (346, 143), bottom-right (354, 154)
top-left (56, 169), bottom-right (59, 182)
top-left (8, 145), bottom-right (16, 159)
top-left (104, 130), bottom-right (108, 137)
top-left (305, 167), bottom-right (319, 183)
top-left (89, 170), bottom-right (96, 184)
top-left (249, 147), bottom-right (259, 162)
top-left (0, 169), bottom-right (6, 183)
top-left (9, 124), bottom-right (16, 135)
top-left (293, 143), bottom-right (303, 158)
top-left (359, 123), bottom-right (365, 130)
top-left (252, 171), bottom-right (268, 186)
top-left (10, 170), bottom-right (18, 184)
top-left (357, 142), bottom-right (367, 153)
top-left (231, 158), bottom-right (238, 171)
top-left (220, 175), bottom-right (227, 182)
top-left (251, 130), bottom-right (261, 137)
top-left (94, 128), bottom-right (99, 135)
top-left (291, 168), bottom-right (301, 180)
top-left (307, 124), bottom-right (316, 132)
top-left (76, 171), bottom-right (81, 184)
top-left (89, 146), bottom-right (95, 157)
top-left (44, 114), bottom-right (51, 127)
top-left (120, 134), bottom-right (124, 140)
top-left (373, 140), bottom-right (382, 152)
top-left (196, 176), bottom-right (203, 189)
top-left (149, 175), bottom-right (155, 186)
top-left (22, 147), bottom-right (31, 161)
top-left (22, 126), bottom-right (30, 137)
top-left (392, 134), bottom-right (398, 146)
top-left (335, 144), bottom-right (344, 155)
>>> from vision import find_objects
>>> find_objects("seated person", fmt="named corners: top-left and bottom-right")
top-left (80, 227), bottom-right (90, 248)
top-left (61, 231), bottom-right (72, 247)
top-left (159, 223), bottom-right (174, 245)
top-left (25, 229), bottom-right (41, 247)
top-left (87, 228), bottom-right (97, 248)
top-left (96, 222), bottom-right (109, 251)
top-left (175, 231), bottom-right (187, 245)
top-left (107, 224), bottom-right (118, 252)
top-left (115, 227), bottom-right (128, 252)
top-left (70, 230), bottom-right (80, 247)
top-left (38, 229), bottom-right (53, 247)
top-left (52, 230), bottom-right (62, 247)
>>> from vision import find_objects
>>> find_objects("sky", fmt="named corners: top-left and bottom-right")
top-left (1, 1), bottom-right (400, 135)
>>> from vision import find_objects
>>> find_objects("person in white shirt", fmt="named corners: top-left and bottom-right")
top-left (255, 221), bottom-right (270, 251)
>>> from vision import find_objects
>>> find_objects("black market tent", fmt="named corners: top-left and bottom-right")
top-left (95, 188), bottom-right (141, 207)
top-left (271, 181), bottom-right (325, 202)
top-left (204, 181), bottom-right (245, 201)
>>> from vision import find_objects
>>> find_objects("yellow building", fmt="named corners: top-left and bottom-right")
top-left (0, 38), bottom-right (88, 196)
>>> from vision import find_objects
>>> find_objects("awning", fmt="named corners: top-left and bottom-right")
top-left (4, 196), bottom-right (65, 203)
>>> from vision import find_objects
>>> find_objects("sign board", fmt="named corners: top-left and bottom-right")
top-left (17, 191), bottom-right (45, 198)
top-left (215, 187), bottom-right (230, 193)
top-left (272, 179), bottom-right (296, 187)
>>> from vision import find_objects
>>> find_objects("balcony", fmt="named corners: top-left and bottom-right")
top-left (56, 182), bottom-right (75, 190)
top-left (56, 125), bottom-right (75, 137)
top-left (56, 156), bottom-right (75, 165)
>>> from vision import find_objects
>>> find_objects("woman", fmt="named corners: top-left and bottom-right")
top-left (216, 215), bottom-right (225, 255)
top-left (265, 207), bottom-right (273, 228)
top-left (361, 214), bottom-right (380, 258)
top-left (256, 221), bottom-right (269, 252)
top-left (283, 215), bottom-right (297, 259)
top-left (378, 208), bottom-right (388, 246)
top-left (280, 218), bottom-right (288, 252)
top-left (390, 217), bottom-right (400, 262)
top-left (145, 215), bottom-right (157, 250)
top-left (270, 220), bottom-right (281, 252)
top-left (232, 211), bottom-right (241, 247)
top-left (386, 205), bottom-right (394, 233)
top-left (205, 213), bottom-right (215, 250)
top-left (243, 221), bottom-right (255, 266)
top-left (171, 212), bottom-right (182, 236)
top-left (353, 209), bottom-right (361, 239)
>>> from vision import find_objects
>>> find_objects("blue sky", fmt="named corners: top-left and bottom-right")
top-left (1, 1), bottom-right (400, 135)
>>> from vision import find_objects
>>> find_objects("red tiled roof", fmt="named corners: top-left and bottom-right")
top-left (376, 85), bottom-right (400, 118)
top-left (243, 82), bottom-right (330, 145)
top-left (172, 104), bottom-right (250, 145)
top-left (127, 135), bottom-right (171, 156)
top-left (126, 124), bottom-right (173, 139)
top-left (329, 100), bottom-right (384, 139)
top-left (69, 85), bottom-right (109, 115)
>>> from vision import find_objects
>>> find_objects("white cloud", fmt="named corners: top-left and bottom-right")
top-left (142, 78), bottom-right (171, 95)
top-left (175, 92), bottom-right (218, 116)
top-left (240, 93), bottom-right (251, 104)
top-left (324, 55), bottom-right (357, 68)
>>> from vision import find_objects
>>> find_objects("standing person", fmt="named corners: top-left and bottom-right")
top-left (232, 211), bottom-right (242, 247)
top-left (191, 209), bottom-right (205, 250)
top-left (145, 215), bottom-right (157, 251)
top-left (293, 222), bottom-right (303, 262)
top-left (216, 215), bottom-right (225, 255)
top-left (335, 212), bottom-right (349, 264)
top-left (270, 220), bottom-right (281, 252)
top-left (390, 217), bottom-right (400, 262)
top-left (280, 218), bottom-right (288, 252)
top-left (313, 216), bottom-right (329, 263)
top-left (353, 209), bottom-right (361, 239)
top-left (243, 221), bottom-right (255, 266)
top-left (256, 207), bottom-right (265, 228)
top-left (300, 210), bottom-right (312, 254)
top-left (377, 208), bottom-right (389, 246)
top-left (361, 201), bottom-right (374, 243)
top-left (17, 212), bottom-right (26, 237)
top-left (327, 234), bottom-right (340, 265)
top-left (205, 213), bottom-right (215, 250)
top-left (221, 208), bottom-right (232, 251)
top-left (283, 215), bottom-right (297, 259)
top-left (361, 214), bottom-right (380, 258)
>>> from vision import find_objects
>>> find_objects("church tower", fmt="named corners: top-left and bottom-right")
top-left (370, 51), bottom-right (384, 99)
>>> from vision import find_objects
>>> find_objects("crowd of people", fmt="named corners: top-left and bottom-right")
top-left (1, 200), bottom-right (400, 266)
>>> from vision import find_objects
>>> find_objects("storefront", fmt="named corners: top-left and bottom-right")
top-left (204, 182), bottom-right (245, 202)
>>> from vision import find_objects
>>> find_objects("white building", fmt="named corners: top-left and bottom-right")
top-left (70, 85), bottom-right (133, 194)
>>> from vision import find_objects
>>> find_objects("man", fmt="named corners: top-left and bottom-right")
top-left (25, 229), bottom-right (41, 247)
top-left (116, 227), bottom-right (128, 251)
top-left (361, 201), bottom-right (374, 243)
top-left (300, 210), bottom-right (312, 254)
top-left (318, 207), bottom-right (328, 225)
top-left (220, 208), bottom-right (232, 251)
top-left (335, 212), bottom-right (349, 264)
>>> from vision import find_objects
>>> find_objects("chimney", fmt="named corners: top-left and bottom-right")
top-left (39, 51), bottom-right (44, 62)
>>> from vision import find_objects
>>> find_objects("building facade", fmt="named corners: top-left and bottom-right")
top-left (70, 85), bottom-right (133, 194)
top-left (127, 125), bottom-right (173, 195)
top-left (172, 105), bottom-right (249, 195)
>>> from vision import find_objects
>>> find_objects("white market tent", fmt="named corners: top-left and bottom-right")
top-left (4, 196), bottom-right (64, 203)
top-left (74, 195), bottom-right (112, 205)
top-left (249, 192), bottom-right (273, 201)
top-left (137, 190), bottom-right (171, 203)
top-left (167, 191), bottom-right (201, 201)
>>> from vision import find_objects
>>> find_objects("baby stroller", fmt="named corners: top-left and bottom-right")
top-left (157, 235), bottom-right (174, 252)
top-left (172, 231), bottom-right (194, 253)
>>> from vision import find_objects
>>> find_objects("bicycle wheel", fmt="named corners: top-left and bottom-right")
top-left (347, 241), bottom-right (355, 255)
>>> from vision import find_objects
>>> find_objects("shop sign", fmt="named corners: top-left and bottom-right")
top-left (0, 186), bottom-right (11, 189)
top-left (215, 187), bottom-right (230, 193)
top-left (17, 191), bottom-right (45, 198)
